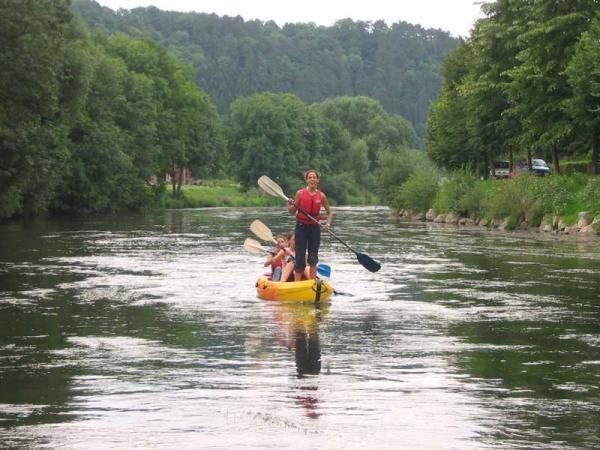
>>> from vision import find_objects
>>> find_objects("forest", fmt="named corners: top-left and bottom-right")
top-left (0, 0), bottom-right (432, 219)
top-left (71, 0), bottom-right (458, 140)
top-left (2, 0), bottom-right (599, 223)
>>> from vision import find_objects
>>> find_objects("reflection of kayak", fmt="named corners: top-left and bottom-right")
top-left (256, 276), bottom-right (334, 302)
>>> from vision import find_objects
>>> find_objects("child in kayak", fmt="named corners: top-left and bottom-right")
top-left (263, 234), bottom-right (288, 281)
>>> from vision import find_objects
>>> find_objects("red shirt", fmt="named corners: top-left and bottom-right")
top-left (296, 188), bottom-right (322, 225)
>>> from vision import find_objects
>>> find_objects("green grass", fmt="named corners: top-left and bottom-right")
top-left (157, 178), bottom-right (380, 209)
top-left (160, 180), bottom-right (281, 208)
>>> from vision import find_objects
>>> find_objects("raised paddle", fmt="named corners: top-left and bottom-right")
top-left (257, 175), bottom-right (381, 273)
top-left (243, 238), bottom-right (273, 255)
top-left (249, 219), bottom-right (277, 244)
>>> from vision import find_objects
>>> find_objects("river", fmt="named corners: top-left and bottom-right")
top-left (1, 206), bottom-right (599, 449)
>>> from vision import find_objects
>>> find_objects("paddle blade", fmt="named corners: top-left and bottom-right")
top-left (317, 263), bottom-right (331, 278)
top-left (357, 252), bottom-right (381, 272)
top-left (243, 238), bottom-right (267, 254)
top-left (250, 219), bottom-right (276, 243)
top-left (257, 175), bottom-right (288, 201)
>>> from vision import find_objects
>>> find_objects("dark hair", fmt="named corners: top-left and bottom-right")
top-left (304, 169), bottom-right (320, 180)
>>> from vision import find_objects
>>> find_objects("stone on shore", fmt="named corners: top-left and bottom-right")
top-left (445, 213), bottom-right (459, 224)
top-left (426, 209), bottom-right (436, 221)
top-left (577, 211), bottom-right (591, 230)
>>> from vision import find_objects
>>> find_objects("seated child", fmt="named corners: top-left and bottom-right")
top-left (263, 234), bottom-right (288, 281)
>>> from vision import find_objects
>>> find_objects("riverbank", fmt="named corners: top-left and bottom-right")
top-left (160, 180), bottom-right (280, 208)
top-left (391, 172), bottom-right (600, 238)
top-left (160, 178), bottom-right (377, 208)
top-left (397, 207), bottom-right (600, 239)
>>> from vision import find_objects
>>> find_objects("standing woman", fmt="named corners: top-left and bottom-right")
top-left (287, 169), bottom-right (333, 280)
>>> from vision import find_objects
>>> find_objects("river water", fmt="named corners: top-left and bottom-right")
top-left (1, 206), bottom-right (599, 449)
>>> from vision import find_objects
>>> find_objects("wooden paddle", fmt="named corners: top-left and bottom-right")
top-left (257, 175), bottom-right (381, 273)
top-left (250, 219), bottom-right (277, 244)
top-left (243, 238), bottom-right (273, 255)
top-left (251, 219), bottom-right (340, 273)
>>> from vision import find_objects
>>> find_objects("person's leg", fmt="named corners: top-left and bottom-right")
top-left (272, 266), bottom-right (282, 281)
top-left (281, 261), bottom-right (294, 282)
top-left (306, 226), bottom-right (320, 279)
top-left (294, 224), bottom-right (307, 281)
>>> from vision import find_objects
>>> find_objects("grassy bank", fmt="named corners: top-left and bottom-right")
top-left (159, 180), bottom-right (280, 208)
top-left (393, 171), bottom-right (600, 232)
top-left (158, 178), bottom-right (378, 209)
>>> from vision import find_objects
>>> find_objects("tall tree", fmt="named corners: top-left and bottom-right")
top-left (227, 93), bottom-right (320, 192)
top-left (505, 0), bottom-right (600, 172)
top-left (566, 14), bottom-right (600, 174)
top-left (0, 0), bottom-right (73, 217)
top-left (426, 43), bottom-right (479, 170)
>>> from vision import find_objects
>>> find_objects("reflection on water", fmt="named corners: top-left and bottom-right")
top-left (1, 207), bottom-right (599, 448)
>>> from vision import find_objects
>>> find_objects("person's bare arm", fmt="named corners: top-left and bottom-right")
top-left (287, 190), bottom-right (301, 215)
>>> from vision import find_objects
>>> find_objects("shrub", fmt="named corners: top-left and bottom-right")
top-left (582, 176), bottom-right (600, 214)
top-left (485, 174), bottom-right (542, 222)
top-left (376, 148), bottom-right (432, 203)
top-left (395, 167), bottom-right (440, 212)
top-left (561, 160), bottom-right (591, 175)
top-left (432, 170), bottom-right (478, 216)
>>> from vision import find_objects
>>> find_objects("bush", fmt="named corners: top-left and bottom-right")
top-left (485, 174), bottom-right (542, 222)
top-left (376, 148), bottom-right (432, 203)
top-left (432, 170), bottom-right (478, 216)
top-left (395, 167), bottom-right (440, 212)
top-left (582, 177), bottom-right (600, 214)
top-left (561, 160), bottom-right (591, 175)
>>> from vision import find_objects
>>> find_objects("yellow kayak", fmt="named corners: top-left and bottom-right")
top-left (256, 276), bottom-right (334, 302)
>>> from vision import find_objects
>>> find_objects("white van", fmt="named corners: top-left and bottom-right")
top-left (492, 161), bottom-right (510, 178)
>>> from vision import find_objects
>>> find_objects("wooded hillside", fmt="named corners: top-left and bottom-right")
top-left (72, 0), bottom-right (459, 140)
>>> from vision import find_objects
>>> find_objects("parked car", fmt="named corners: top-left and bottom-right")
top-left (512, 159), bottom-right (551, 177)
top-left (491, 161), bottom-right (511, 178)
top-left (531, 158), bottom-right (551, 176)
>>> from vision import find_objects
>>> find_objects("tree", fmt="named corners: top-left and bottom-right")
top-left (227, 93), bottom-right (319, 192)
top-left (103, 34), bottom-right (224, 194)
top-left (426, 43), bottom-right (479, 171)
top-left (315, 96), bottom-right (417, 172)
top-left (505, 0), bottom-right (600, 173)
top-left (566, 14), bottom-right (600, 174)
top-left (0, 0), bottom-right (73, 217)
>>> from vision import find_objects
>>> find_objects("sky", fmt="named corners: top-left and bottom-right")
top-left (94, 0), bottom-right (487, 38)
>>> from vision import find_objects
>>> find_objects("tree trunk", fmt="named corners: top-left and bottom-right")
top-left (527, 147), bottom-right (532, 170)
top-left (482, 155), bottom-right (489, 180)
top-left (593, 128), bottom-right (600, 175)
top-left (552, 143), bottom-right (560, 174)
top-left (489, 150), bottom-right (496, 178)
top-left (171, 162), bottom-right (177, 195)
top-left (176, 167), bottom-right (183, 194)
top-left (509, 147), bottom-right (514, 173)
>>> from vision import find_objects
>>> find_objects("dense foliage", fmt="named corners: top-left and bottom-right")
top-left (1, 0), bottom-right (421, 219)
top-left (227, 94), bottom-right (418, 199)
top-left (426, 0), bottom-right (600, 176)
top-left (0, 0), bottom-right (225, 218)
top-left (71, 0), bottom-right (459, 141)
